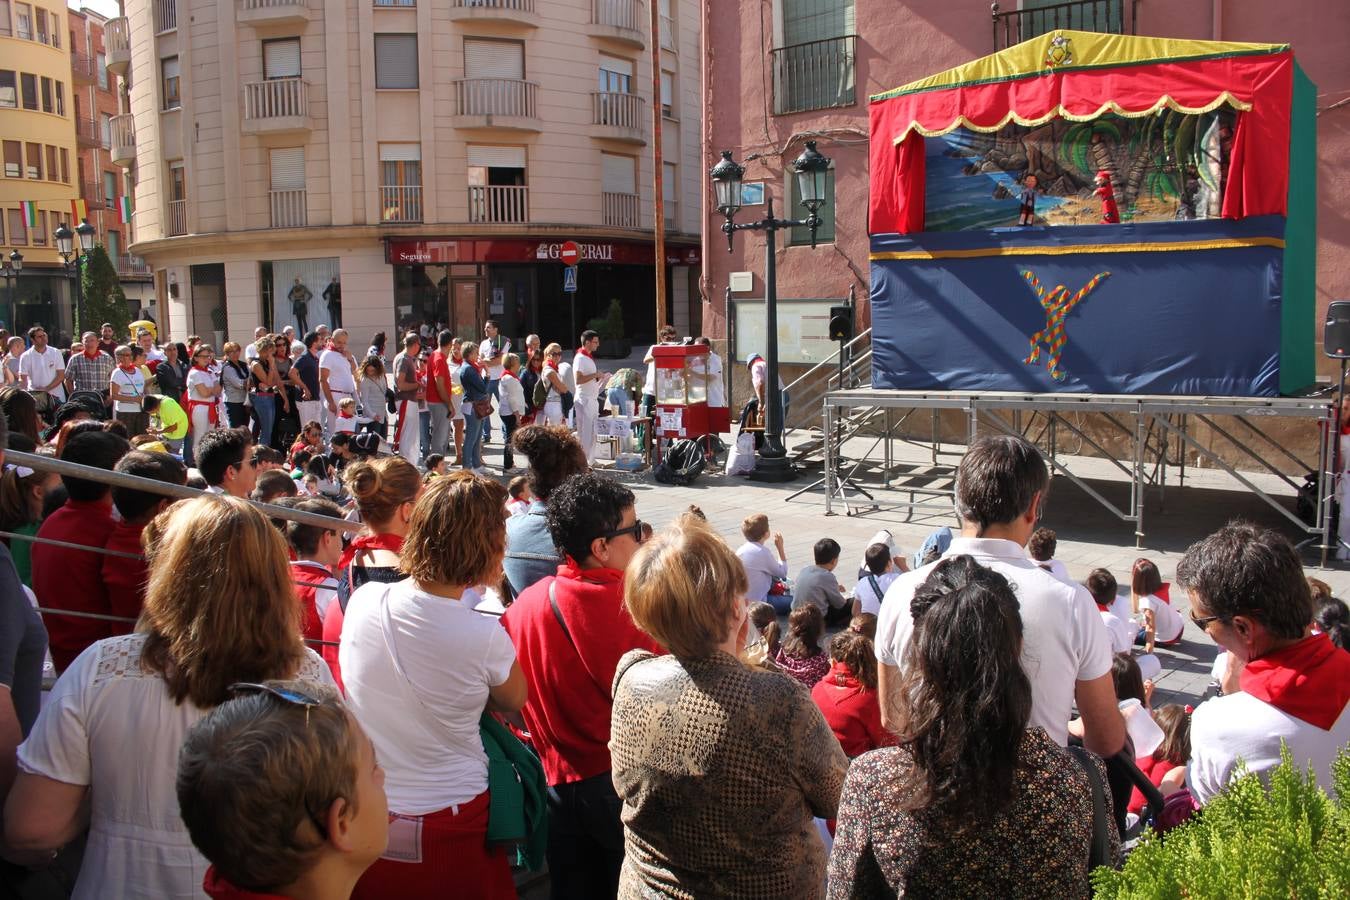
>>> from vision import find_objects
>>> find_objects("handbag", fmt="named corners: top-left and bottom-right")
top-left (385, 387), bottom-right (397, 415)
top-left (473, 397), bottom-right (494, 418)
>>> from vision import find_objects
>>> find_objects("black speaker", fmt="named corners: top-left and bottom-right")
top-left (1325, 301), bottom-right (1350, 359)
top-left (828, 305), bottom-right (853, 342)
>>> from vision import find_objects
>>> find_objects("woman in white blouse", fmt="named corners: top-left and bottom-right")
top-left (3, 496), bottom-right (334, 899)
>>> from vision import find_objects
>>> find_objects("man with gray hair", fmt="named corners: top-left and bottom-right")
top-left (319, 329), bottom-right (357, 439)
top-left (65, 331), bottom-right (114, 397)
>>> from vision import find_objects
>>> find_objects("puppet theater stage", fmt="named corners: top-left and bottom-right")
top-left (816, 31), bottom-right (1334, 557)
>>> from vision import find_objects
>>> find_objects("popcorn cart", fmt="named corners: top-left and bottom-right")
top-left (652, 344), bottom-right (711, 444)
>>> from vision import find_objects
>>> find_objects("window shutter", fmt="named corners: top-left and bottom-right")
top-left (601, 153), bottom-right (635, 194)
top-left (599, 55), bottom-right (634, 79)
top-left (463, 39), bottom-right (523, 80)
top-left (270, 147), bottom-right (306, 190)
top-left (467, 145), bottom-right (525, 169)
top-left (663, 162), bottom-right (676, 205)
top-left (660, 71), bottom-right (673, 108)
top-left (163, 56), bottom-right (180, 80)
top-left (379, 143), bottom-right (421, 163)
top-left (375, 34), bottom-right (418, 89)
top-left (264, 39), bottom-right (301, 79)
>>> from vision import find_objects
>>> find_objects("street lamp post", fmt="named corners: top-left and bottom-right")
top-left (1, 250), bottom-right (22, 334)
top-left (54, 220), bottom-right (97, 336)
top-left (710, 140), bottom-right (832, 483)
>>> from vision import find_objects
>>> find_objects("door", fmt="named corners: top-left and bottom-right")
top-left (451, 279), bottom-right (484, 344)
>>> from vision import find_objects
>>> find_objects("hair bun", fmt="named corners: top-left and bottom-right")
top-left (344, 461), bottom-right (381, 499)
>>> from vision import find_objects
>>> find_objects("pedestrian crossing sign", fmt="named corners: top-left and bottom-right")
top-left (564, 266), bottom-right (578, 293)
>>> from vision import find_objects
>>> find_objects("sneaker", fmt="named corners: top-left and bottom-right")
top-left (472, 466), bottom-right (488, 476)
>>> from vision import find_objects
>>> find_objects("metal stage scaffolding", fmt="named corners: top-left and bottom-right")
top-left (816, 389), bottom-right (1337, 562)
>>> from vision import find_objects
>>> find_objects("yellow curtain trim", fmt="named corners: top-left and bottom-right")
top-left (892, 93), bottom-right (1252, 144)
top-left (870, 237), bottom-right (1286, 261)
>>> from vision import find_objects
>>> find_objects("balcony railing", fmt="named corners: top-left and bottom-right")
top-left (154, 0), bottom-right (178, 33)
top-left (239, 0), bottom-right (312, 24)
top-left (592, 91), bottom-right (644, 130)
top-left (269, 189), bottom-right (308, 228)
top-left (453, 78), bottom-right (538, 119)
top-left (592, 0), bottom-right (640, 32)
top-left (75, 116), bottom-right (101, 148)
top-left (80, 185), bottom-right (109, 210)
top-left (116, 255), bottom-right (152, 277)
top-left (664, 200), bottom-right (678, 231)
top-left (70, 51), bottom-right (98, 84)
top-left (105, 17), bottom-right (131, 73)
top-left (992, 0), bottom-right (1134, 49)
top-left (374, 0), bottom-right (415, 5)
top-left (770, 34), bottom-right (857, 115)
top-left (243, 78), bottom-right (309, 122)
top-left (451, 0), bottom-right (534, 11)
top-left (380, 185), bottom-right (423, 223)
top-left (603, 191), bottom-right (639, 228)
top-left (111, 114), bottom-right (136, 166)
top-left (468, 185), bottom-right (528, 224)
top-left (167, 199), bottom-right (187, 236)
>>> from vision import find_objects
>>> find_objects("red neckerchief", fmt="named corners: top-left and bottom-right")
top-left (117, 363), bottom-right (137, 373)
top-left (577, 347), bottom-right (593, 359)
top-left (557, 559), bottom-right (624, 585)
top-left (1241, 632), bottom-right (1350, 730)
top-left (83, 349), bottom-right (100, 359)
top-left (502, 371), bottom-right (519, 382)
top-left (291, 560), bottom-right (334, 580)
top-left (203, 866), bottom-right (291, 900)
top-left (1096, 602), bottom-right (1112, 613)
top-left (337, 532), bottom-right (404, 573)
top-left (338, 411), bottom-right (354, 419)
top-left (192, 364), bottom-right (211, 373)
top-left (824, 660), bottom-right (862, 689)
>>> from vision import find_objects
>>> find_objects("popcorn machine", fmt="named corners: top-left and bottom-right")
top-left (652, 344), bottom-right (711, 442)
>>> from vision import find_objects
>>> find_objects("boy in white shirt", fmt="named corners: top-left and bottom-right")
top-left (853, 542), bottom-right (898, 617)
top-left (1086, 568), bottom-right (1160, 680)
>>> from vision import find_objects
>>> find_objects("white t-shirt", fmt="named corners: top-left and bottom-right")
top-left (559, 361), bottom-right (575, 394)
top-left (854, 571), bottom-right (899, 617)
top-left (1139, 592), bottom-right (1184, 643)
top-left (876, 537), bottom-right (1113, 747)
top-left (643, 345), bottom-right (660, 396)
top-left (479, 336), bottom-right (510, 379)
top-left (1034, 558), bottom-right (1070, 581)
top-left (574, 351), bottom-right (599, 402)
top-left (1098, 607), bottom-right (1140, 654)
top-left (144, 346), bottom-right (167, 364)
top-left (735, 540), bottom-right (787, 603)
top-left (319, 348), bottom-right (357, 394)
top-left (184, 366), bottom-right (217, 403)
top-left (18, 346), bottom-right (66, 400)
top-left (109, 367), bottom-right (147, 413)
top-left (339, 577), bottom-right (517, 814)
top-left (1188, 690), bottom-right (1350, 805)
top-left (243, 343), bottom-right (259, 362)
top-left (16, 633), bottom-right (331, 900)
top-left (706, 351), bottom-right (726, 407)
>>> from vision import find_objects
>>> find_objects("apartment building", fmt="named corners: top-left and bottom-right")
top-left (704, 0), bottom-right (1350, 378)
top-left (0, 0), bottom-right (79, 335)
top-left (119, 0), bottom-right (702, 351)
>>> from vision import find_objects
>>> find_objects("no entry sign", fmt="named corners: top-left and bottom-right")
top-left (560, 241), bottom-right (580, 266)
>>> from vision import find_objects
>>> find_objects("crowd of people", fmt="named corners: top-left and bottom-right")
top-left (0, 336), bottom-right (1345, 900)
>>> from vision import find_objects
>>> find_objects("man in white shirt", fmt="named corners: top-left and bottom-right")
top-left (319, 329), bottom-right (358, 439)
top-left (694, 336), bottom-right (727, 410)
top-left (572, 330), bottom-right (608, 464)
top-left (137, 329), bottom-right (166, 364)
top-left (478, 320), bottom-right (510, 445)
top-left (18, 326), bottom-right (66, 416)
top-left (1179, 522), bottom-right (1350, 805)
top-left (641, 325), bottom-right (679, 419)
top-left (875, 435), bottom-right (1125, 756)
top-left (243, 326), bottom-right (268, 362)
top-left (747, 353), bottom-right (788, 427)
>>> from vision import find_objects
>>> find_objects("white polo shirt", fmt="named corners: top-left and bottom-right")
top-left (876, 536), bottom-right (1113, 747)
top-left (319, 348), bottom-right (357, 395)
top-left (573, 350), bottom-right (599, 402)
top-left (18, 346), bottom-right (66, 401)
top-left (736, 540), bottom-right (787, 604)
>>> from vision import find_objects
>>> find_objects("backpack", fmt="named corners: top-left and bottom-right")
top-left (654, 438), bottom-right (706, 486)
top-left (532, 376), bottom-right (548, 409)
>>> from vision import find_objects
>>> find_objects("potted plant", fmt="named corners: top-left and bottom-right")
top-left (210, 304), bottom-right (227, 349)
top-left (587, 298), bottom-right (631, 358)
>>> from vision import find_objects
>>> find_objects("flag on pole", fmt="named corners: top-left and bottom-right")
top-left (71, 198), bottom-right (88, 222)
top-left (118, 195), bottom-right (133, 224)
top-left (19, 201), bottom-right (37, 227)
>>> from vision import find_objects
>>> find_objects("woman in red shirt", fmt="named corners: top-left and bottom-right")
top-left (812, 630), bottom-right (893, 757)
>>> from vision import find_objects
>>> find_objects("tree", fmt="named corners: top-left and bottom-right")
top-left (79, 244), bottom-right (130, 339)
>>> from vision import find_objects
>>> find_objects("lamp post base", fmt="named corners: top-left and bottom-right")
top-left (749, 453), bottom-right (796, 483)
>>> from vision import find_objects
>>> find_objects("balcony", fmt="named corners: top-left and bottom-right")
top-left (269, 189), bottom-right (308, 228)
top-left (75, 116), bottom-right (102, 148)
top-left (771, 35), bottom-right (856, 115)
top-left (116, 255), bottom-right (152, 278)
top-left (451, 78), bottom-right (539, 131)
top-left (71, 51), bottom-right (98, 85)
top-left (167, 199), bottom-right (187, 236)
top-left (242, 78), bottom-right (311, 135)
top-left (154, 0), bottom-right (178, 33)
top-left (105, 17), bottom-right (131, 75)
top-left (238, 0), bottom-right (312, 28)
top-left (468, 185), bottom-right (528, 224)
top-left (590, 0), bottom-right (643, 48)
top-left (111, 114), bottom-right (136, 166)
top-left (602, 191), bottom-right (639, 228)
top-left (380, 185), bottom-right (423, 223)
top-left (80, 185), bottom-right (109, 211)
top-left (992, 0), bottom-right (1134, 50)
top-left (448, 0), bottom-right (537, 28)
top-left (591, 91), bottom-right (645, 144)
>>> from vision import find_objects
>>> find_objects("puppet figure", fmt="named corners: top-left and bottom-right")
top-left (1094, 170), bottom-right (1120, 224)
top-left (1018, 175), bottom-right (1039, 226)
top-left (1021, 269), bottom-right (1111, 381)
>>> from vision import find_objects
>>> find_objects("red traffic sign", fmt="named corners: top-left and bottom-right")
top-left (560, 241), bottom-right (580, 266)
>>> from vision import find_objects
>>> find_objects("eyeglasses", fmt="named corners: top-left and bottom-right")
top-left (603, 520), bottom-right (648, 543)
top-left (228, 682), bottom-right (330, 839)
top-left (1189, 611), bottom-right (1224, 632)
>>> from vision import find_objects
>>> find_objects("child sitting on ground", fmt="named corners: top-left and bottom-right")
top-left (852, 542), bottom-right (897, 617)
top-left (1130, 704), bottom-right (1191, 815)
top-left (747, 601), bottom-right (781, 666)
top-left (1131, 557), bottom-right (1184, 652)
top-left (423, 454), bottom-right (448, 482)
top-left (811, 630), bottom-right (892, 758)
top-left (848, 613), bottom-right (877, 641)
top-left (506, 475), bottom-right (531, 516)
top-left (774, 604), bottom-right (829, 689)
top-left (1027, 526), bottom-right (1069, 580)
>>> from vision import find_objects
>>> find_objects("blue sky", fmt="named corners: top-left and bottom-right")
top-left (71, 1), bottom-right (122, 21)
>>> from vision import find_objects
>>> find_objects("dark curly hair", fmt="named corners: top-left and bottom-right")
top-left (512, 423), bottom-right (587, 502)
top-left (895, 555), bottom-right (1032, 821)
top-left (781, 604), bottom-right (824, 660)
top-left (545, 471), bottom-right (635, 564)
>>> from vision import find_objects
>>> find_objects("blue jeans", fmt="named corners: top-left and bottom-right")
top-left (607, 387), bottom-right (631, 417)
top-left (251, 393), bottom-right (277, 449)
top-left (462, 408), bottom-right (483, 470)
top-left (481, 379), bottom-right (499, 442)
top-left (419, 409), bottom-right (432, 461)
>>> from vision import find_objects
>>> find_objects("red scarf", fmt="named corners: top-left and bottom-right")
top-left (1241, 632), bottom-right (1350, 730)
top-left (117, 363), bottom-right (137, 373)
top-left (337, 531), bottom-right (404, 574)
top-left (502, 371), bottom-right (519, 382)
top-left (1096, 602), bottom-right (1112, 613)
top-left (186, 365), bottom-right (220, 425)
top-left (577, 347), bottom-right (593, 359)
top-left (203, 866), bottom-right (290, 900)
top-left (83, 349), bottom-right (100, 359)
top-left (192, 363), bottom-right (212, 373)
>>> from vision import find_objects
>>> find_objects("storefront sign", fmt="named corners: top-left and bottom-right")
top-left (386, 237), bottom-right (700, 267)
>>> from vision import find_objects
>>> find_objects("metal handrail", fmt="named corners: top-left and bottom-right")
top-left (783, 327), bottom-right (871, 397)
top-left (784, 348), bottom-right (872, 441)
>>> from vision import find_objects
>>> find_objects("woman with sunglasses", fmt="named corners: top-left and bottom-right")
top-left (186, 344), bottom-right (223, 460)
top-left (3, 496), bottom-right (334, 898)
top-left (539, 343), bottom-right (569, 427)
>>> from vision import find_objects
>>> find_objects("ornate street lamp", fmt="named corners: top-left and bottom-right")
top-left (54, 220), bottom-right (96, 334)
top-left (709, 140), bottom-right (832, 482)
top-left (1, 250), bottom-right (22, 333)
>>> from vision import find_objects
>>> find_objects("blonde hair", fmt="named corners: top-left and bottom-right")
top-left (253, 335), bottom-right (276, 357)
top-left (140, 496), bottom-right (306, 708)
top-left (343, 457), bottom-right (421, 527)
top-left (503, 352), bottom-right (520, 372)
top-left (543, 342), bottom-right (563, 360)
top-left (625, 517), bottom-right (748, 658)
top-left (337, 397), bottom-right (356, 412)
top-left (222, 341), bottom-right (242, 355)
top-left (400, 473), bottom-right (508, 588)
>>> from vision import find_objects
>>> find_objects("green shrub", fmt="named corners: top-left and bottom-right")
top-left (584, 298), bottom-right (625, 340)
top-left (79, 244), bottom-right (129, 338)
top-left (1092, 744), bottom-right (1350, 899)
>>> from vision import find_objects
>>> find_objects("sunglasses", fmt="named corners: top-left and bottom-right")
top-left (228, 682), bottom-right (331, 838)
top-left (1189, 611), bottom-right (1224, 632)
top-left (603, 520), bottom-right (648, 543)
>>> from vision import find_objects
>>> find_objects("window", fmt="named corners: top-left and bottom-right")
top-left (660, 70), bottom-right (675, 118)
top-left (663, 161), bottom-right (677, 226)
top-left (45, 145), bottom-right (56, 181)
top-left (96, 53), bottom-right (107, 89)
top-left (776, 0), bottom-right (856, 114)
top-left (162, 57), bottom-right (181, 109)
top-left (601, 152), bottom-right (636, 195)
top-left (0, 2), bottom-right (9, 37)
top-left (34, 7), bottom-right (45, 43)
top-left (20, 73), bottom-right (36, 110)
top-left (0, 72), bottom-right (15, 109)
top-left (658, 0), bottom-right (674, 48)
top-left (24, 142), bottom-right (41, 179)
top-left (54, 80), bottom-right (63, 116)
top-left (39, 76), bottom-right (51, 113)
top-left (6, 209), bottom-right (26, 244)
top-left (169, 162), bottom-right (186, 201)
top-left (106, 230), bottom-right (119, 260)
top-left (374, 34), bottom-right (418, 89)
top-left (59, 147), bottom-right (68, 182)
top-left (598, 56), bottom-right (632, 94)
top-left (100, 113), bottom-right (112, 148)
top-left (30, 209), bottom-right (46, 246)
top-left (269, 147), bottom-right (305, 191)
top-left (15, 2), bottom-right (30, 40)
top-left (789, 165), bottom-right (836, 245)
top-left (2, 141), bottom-right (19, 178)
top-left (103, 170), bottom-right (117, 204)
top-left (50, 13), bottom-right (57, 46)
top-left (263, 38), bottom-right (301, 80)
top-left (464, 38), bottom-right (523, 80)
top-left (379, 143), bottom-right (421, 187)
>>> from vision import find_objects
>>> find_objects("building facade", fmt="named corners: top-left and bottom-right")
top-left (0, 0), bottom-right (78, 336)
top-left (703, 0), bottom-right (1350, 382)
top-left (120, 0), bottom-right (702, 353)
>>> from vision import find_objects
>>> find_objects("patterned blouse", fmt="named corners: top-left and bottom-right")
top-left (611, 649), bottom-right (850, 900)
top-left (826, 727), bottom-right (1115, 899)
top-left (775, 646), bottom-right (831, 689)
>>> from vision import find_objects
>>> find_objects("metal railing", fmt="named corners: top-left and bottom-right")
top-left (592, 91), bottom-right (644, 130)
top-left (592, 0), bottom-right (640, 31)
top-left (602, 191), bottom-right (639, 228)
top-left (468, 185), bottom-right (528, 224)
top-left (664, 201), bottom-right (678, 231)
top-left (269, 189), bottom-right (308, 227)
top-left (380, 185), bottom-right (423, 223)
top-left (154, 0), bottom-right (178, 32)
top-left (783, 326), bottom-right (872, 441)
top-left (75, 116), bottom-right (102, 147)
top-left (115, 255), bottom-right (152, 276)
top-left (70, 51), bottom-right (98, 83)
top-left (244, 78), bottom-right (309, 121)
top-left (241, 0), bottom-right (308, 11)
top-left (453, 0), bottom-right (534, 10)
top-left (453, 78), bottom-right (537, 118)
top-left (992, 0), bottom-right (1134, 49)
top-left (80, 184), bottom-right (109, 210)
top-left (770, 34), bottom-right (857, 115)
top-left (167, 199), bottom-right (187, 236)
